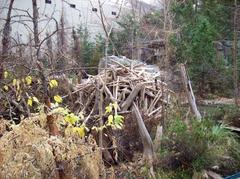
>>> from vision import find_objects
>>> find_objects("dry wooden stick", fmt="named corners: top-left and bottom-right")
top-left (132, 102), bottom-right (155, 162)
top-left (108, 59), bottom-right (139, 77)
top-left (148, 106), bottom-right (162, 117)
top-left (81, 90), bottom-right (96, 113)
top-left (148, 90), bottom-right (162, 113)
top-left (179, 64), bottom-right (201, 119)
top-left (121, 83), bottom-right (144, 111)
top-left (99, 76), bottom-right (118, 102)
top-left (82, 107), bottom-right (94, 125)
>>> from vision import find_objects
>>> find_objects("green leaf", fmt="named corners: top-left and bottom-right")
top-left (114, 115), bottom-right (124, 129)
top-left (73, 126), bottom-right (85, 137)
top-left (64, 113), bottom-right (79, 125)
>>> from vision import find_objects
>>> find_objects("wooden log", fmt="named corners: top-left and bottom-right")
top-left (132, 102), bottom-right (155, 161)
top-left (121, 83), bottom-right (144, 111)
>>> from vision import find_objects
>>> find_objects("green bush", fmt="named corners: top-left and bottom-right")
top-left (159, 116), bottom-right (240, 177)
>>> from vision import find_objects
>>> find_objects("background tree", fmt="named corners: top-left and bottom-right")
top-left (171, 0), bottom-right (234, 97)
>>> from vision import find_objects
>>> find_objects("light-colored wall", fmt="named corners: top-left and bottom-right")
top-left (0, 0), bottom-right (137, 43)
top-left (0, 0), bottom-right (161, 42)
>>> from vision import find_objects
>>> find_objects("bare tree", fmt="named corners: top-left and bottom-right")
top-left (72, 28), bottom-right (81, 64)
top-left (57, 12), bottom-right (67, 54)
top-left (2, 0), bottom-right (14, 56)
top-left (32, 0), bottom-right (39, 47)
top-left (162, 0), bottom-right (174, 68)
top-left (46, 32), bottom-right (54, 68)
top-left (1, 0), bottom-right (14, 79)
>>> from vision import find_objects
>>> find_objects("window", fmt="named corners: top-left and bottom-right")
top-left (45, 0), bottom-right (51, 4)
top-left (112, 11), bottom-right (117, 16)
top-left (70, 4), bottom-right (76, 8)
top-left (92, 8), bottom-right (97, 12)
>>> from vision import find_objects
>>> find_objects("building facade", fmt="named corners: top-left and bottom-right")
top-left (0, 0), bottom-right (159, 43)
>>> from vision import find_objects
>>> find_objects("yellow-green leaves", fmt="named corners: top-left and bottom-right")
top-left (106, 114), bottom-right (124, 129)
top-left (50, 107), bottom-right (69, 115)
top-left (54, 95), bottom-right (62, 103)
top-left (25, 76), bottom-right (32, 85)
top-left (105, 102), bottom-right (124, 129)
top-left (73, 126), bottom-right (85, 137)
top-left (64, 113), bottom-right (79, 125)
top-left (27, 98), bottom-right (33, 106)
top-left (4, 71), bottom-right (8, 79)
top-left (49, 79), bottom-right (58, 89)
top-left (105, 105), bottom-right (113, 113)
top-left (13, 79), bottom-right (20, 92)
top-left (107, 114), bottom-right (114, 126)
top-left (114, 115), bottom-right (124, 129)
top-left (27, 96), bottom-right (39, 107)
top-left (105, 102), bottom-right (118, 114)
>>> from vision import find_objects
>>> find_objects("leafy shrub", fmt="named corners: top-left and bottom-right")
top-left (160, 116), bottom-right (240, 176)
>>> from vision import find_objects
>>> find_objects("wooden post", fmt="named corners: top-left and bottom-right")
top-left (179, 64), bottom-right (202, 119)
top-left (233, 0), bottom-right (239, 106)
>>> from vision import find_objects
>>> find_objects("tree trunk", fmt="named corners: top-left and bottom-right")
top-left (1, 0), bottom-right (14, 79)
top-left (32, 0), bottom-right (39, 47)
top-left (72, 28), bottom-right (81, 64)
top-left (2, 0), bottom-right (14, 57)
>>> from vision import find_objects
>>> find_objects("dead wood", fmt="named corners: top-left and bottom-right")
top-left (2, 0), bottom-right (15, 56)
top-left (153, 125), bottom-right (163, 152)
top-left (132, 102), bottom-right (155, 161)
top-left (179, 64), bottom-right (201, 119)
top-left (72, 56), bottom-right (173, 164)
top-left (121, 83), bottom-right (144, 111)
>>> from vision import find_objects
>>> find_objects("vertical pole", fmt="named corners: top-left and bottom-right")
top-left (233, 0), bottom-right (238, 106)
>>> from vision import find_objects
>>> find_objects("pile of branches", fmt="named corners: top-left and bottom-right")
top-left (74, 58), bottom-right (173, 118)
top-left (71, 58), bottom-right (174, 164)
